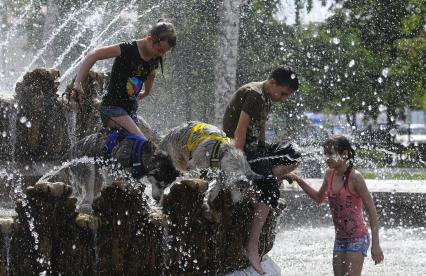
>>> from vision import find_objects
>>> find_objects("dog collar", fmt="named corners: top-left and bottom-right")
top-left (128, 134), bottom-right (148, 178)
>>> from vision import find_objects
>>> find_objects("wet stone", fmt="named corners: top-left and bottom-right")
top-left (0, 177), bottom-right (285, 275)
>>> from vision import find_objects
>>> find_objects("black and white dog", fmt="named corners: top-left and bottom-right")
top-left (69, 130), bottom-right (179, 202)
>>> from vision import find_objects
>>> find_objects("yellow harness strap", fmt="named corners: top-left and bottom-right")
top-left (186, 123), bottom-right (230, 154)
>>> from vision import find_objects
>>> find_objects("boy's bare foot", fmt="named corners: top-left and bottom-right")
top-left (242, 248), bottom-right (266, 275)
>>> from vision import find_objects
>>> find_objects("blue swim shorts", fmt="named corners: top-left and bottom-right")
top-left (99, 105), bottom-right (139, 126)
top-left (333, 234), bottom-right (370, 257)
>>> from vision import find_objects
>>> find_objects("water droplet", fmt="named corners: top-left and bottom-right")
top-left (382, 68), bottom-right (389, 77)
top-left (331, 37), bottom-right (340, 44)
top-left (117, 220), bottom-right (121, 225)
top-left (26, 121), bottom-right (32, 128)
top-left (19, 116), bottom-right (27, 124)
top-left (291, 73), bottom-right (296, 79)
top-left (377, 77), bottom-right (383, 84)
top-left (1, 131), bottom-right (6, 137)
top-left (348, 60), bottom-right (355, 68)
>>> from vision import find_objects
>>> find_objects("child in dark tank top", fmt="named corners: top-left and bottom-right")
top-left (71, 19), bottom-right (176, 137)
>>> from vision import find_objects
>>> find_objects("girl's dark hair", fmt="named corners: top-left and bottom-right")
top-left (149, 19), bottom-right (176, 47)
top-left (323, 135), bottom-right (356, 169)
top-left (149, 19), bottom-right (176, 74)
top-left (268, 65), bottom-right (299, 91)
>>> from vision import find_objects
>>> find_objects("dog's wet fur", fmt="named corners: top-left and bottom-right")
top-left (160, 121), bottom-right (263, 212)
top-left (71, 130), bottom-right (179, 201)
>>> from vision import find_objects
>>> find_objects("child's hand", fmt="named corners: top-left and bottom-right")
top-left (371, 244), bottom-right (384, 264)
top-left (71, 83), bottom-right (84, 105)
top-left (139, 90), bottom-right (147, 100)
top-left (281, 172), bottom-right (300, 184)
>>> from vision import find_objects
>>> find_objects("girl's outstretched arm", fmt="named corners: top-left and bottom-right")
top-left (353, 171), bottom-right (384, 265)
top-left (285, 171), bottom-right (329, 204)
top-left (72, 44), bottom-right (121, 103)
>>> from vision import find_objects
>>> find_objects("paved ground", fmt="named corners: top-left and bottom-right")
top-left (270, 225), bottom-right (426, 276)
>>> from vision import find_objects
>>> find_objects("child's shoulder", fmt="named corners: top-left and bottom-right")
top-left (349, 168), bottom-right (364, 181)
top-left (323, 168), bottom-right (334, 180)
top-left (239, 82), bottom-right (263, 94)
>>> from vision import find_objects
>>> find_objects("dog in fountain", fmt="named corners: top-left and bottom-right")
top-left (39, 129), bottom-right (178, 212)
top-left (159, 121), bottom-right (300, 214)
top-left (69, 130), bottom-right (180, 202)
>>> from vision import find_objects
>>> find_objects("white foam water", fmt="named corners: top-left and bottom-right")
top-left (269, 226), bottom-right (426, 275)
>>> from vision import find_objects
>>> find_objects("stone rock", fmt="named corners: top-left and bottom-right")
top-left (0, 177), bottom-right (285, 275)
top-left (63, 71), bottom-right (107, 140)
top-left (10, 181), bottom-right (81, 275)
top-left (0, 68), bottom-right (123, 194)
top-left (37, 159), bottom-right (114, 212)
top-left (0, 94), bottom-right (16, 161)
top-left (14, 68), bottom-right (70, 163)
top-left (161, 178), bottom-right (286, 275)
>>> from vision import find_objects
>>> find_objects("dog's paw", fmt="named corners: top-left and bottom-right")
top-left (75, 214), bottom-right (101, 230)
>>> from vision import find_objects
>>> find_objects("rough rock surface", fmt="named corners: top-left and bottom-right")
top-left (0, 179), bottom-right (285, 275)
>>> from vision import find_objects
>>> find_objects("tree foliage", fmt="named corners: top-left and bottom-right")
top-left (3, 0), bottom-right (425, 131)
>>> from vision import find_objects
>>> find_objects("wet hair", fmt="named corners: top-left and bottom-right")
top-left (268, 65), bottom-right (299, 91)
top-left (323, 135), bottom-right (356, 169)
top-left (149, 19), bottom-right (177, 47)
top-left (148, 19), bottom-right (176, 74)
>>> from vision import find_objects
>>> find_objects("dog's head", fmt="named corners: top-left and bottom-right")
top-left (143, 142), bottom-right (180, 201)
top-left (269, 142), bottom-right (301, 167)
top-left (212, 144), bottom-right (258, 202)
top-left (249, 142), bottom-right (301, 177)
top-left (219, 144), bottom-right (254, 180)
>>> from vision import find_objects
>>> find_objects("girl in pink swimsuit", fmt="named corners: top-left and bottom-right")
top-left (286, 135), bottom-right (384, 276)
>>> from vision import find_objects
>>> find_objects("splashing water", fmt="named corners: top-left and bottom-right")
top-left (270, 226), bottom-right (426, 275)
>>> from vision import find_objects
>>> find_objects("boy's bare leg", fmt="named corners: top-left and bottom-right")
top-left (107, 115), bottom-right (144, 137)
top-left (244, 202), bottom-right (270, 275)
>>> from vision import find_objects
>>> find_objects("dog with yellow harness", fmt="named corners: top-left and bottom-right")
top-left (160, 121), bottom-right (263, 213)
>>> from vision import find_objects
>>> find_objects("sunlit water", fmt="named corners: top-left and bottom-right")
top-left (270, 225), bottom-right (426, 275)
